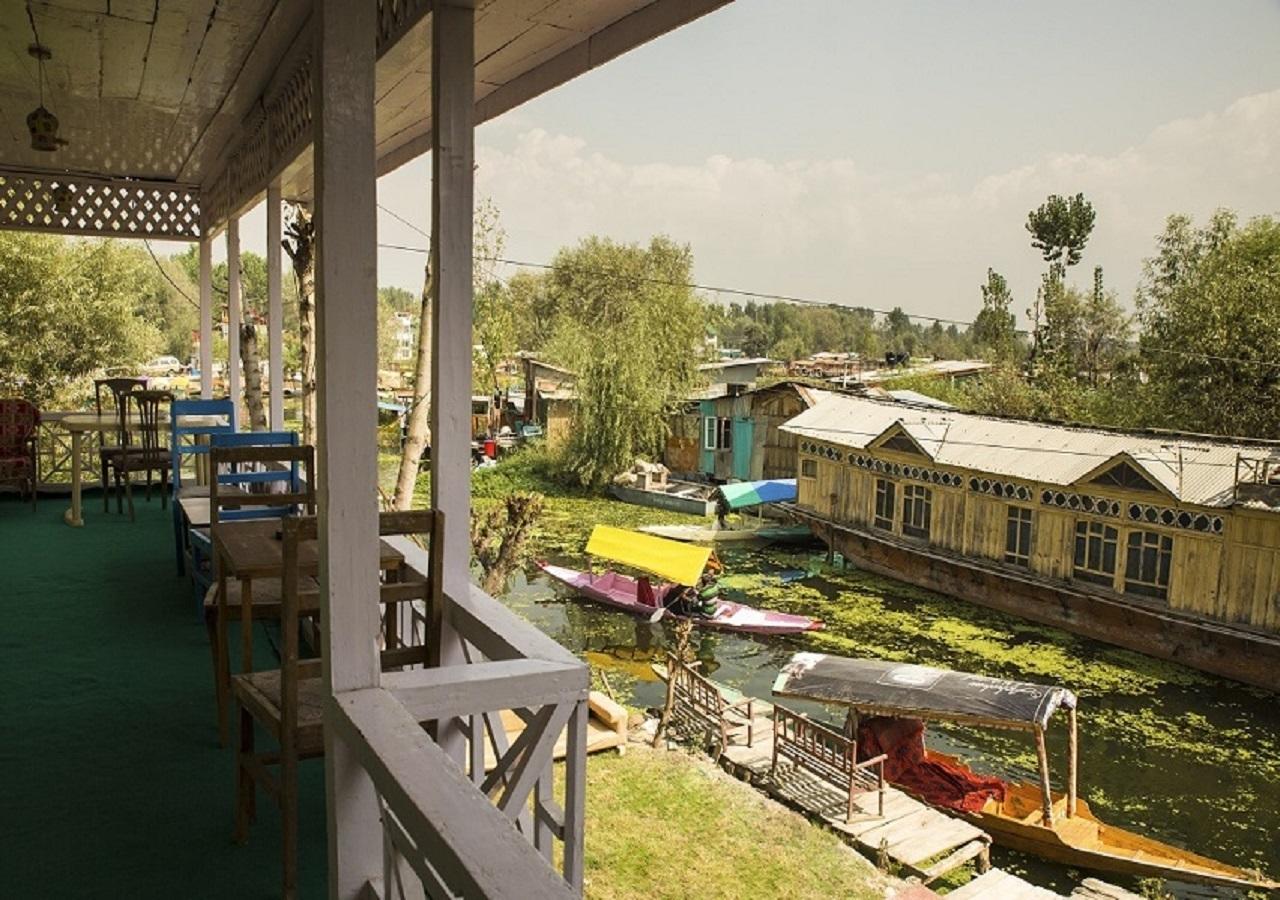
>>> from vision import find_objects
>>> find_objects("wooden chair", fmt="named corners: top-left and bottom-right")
top-left (169, 397), bottom-right (237, 575)
top-left (108, 390), bottom-right (173, 521)
top-left (0, 399), bottom-right (40, 511)
top-left (198, 437), bottom-right (316, 744)
top-left (94, 376), bottom-right (147, 513)
top-left (771, 704), bottom-right (886, 822)
top-left (232, 509), bottom-right (443, 899)
top-left (666, 653), bottom-right (756, 760)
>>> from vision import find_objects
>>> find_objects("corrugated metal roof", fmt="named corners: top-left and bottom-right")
top-left (781, 394), bottom-right (1278, 509)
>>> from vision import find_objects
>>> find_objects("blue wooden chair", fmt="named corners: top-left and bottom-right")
top-left (170, 398), bottom-right (236, 575)
top-left (188, 430), bottom-right (301, 614)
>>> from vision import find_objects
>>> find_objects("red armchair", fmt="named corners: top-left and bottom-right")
top-left (0, 399), bottom-right (40, 511)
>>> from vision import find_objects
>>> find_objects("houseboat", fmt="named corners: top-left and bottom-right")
top-left (780, 394), bottom-right (1280, 691)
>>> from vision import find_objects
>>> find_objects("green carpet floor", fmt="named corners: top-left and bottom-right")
top-left (0, 494), bottom-right (328, 897)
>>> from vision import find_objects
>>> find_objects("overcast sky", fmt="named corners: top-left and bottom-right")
top-left (216, 0), bottom-right (1280, 329)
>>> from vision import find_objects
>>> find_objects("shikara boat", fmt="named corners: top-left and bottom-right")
top-left (538, 526), bottom-right (823, 636)
top-left (773, 653), bottom-right (1278, 892)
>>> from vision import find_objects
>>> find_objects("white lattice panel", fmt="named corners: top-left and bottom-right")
top-left (0, 169), bottom-right (200, 240)
top-left (377, 0), bottom-right (431, 52)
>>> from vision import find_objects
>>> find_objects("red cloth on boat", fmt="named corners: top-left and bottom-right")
top-left (856, 716), bottom-right (1006, 813)
top-left (636, 577), bottom-right (656, 607)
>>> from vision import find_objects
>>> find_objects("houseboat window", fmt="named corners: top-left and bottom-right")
top-left (1073, 520), bottom-right (1119, 588)
top-left (1005, 506), bottom-right (1033, 566)
top-left (800, 458), bottom-right (818, 478)
top-left (902, 484), bottom-right (932, 539)
top-left (874, 478), bottom-right (896, 530)
top-left (703, 417), bottom-right (732, 451)
top-left (1123, 530), bottom-right (1173, 600)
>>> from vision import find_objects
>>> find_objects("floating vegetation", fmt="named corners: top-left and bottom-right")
top-left (491, 484), bottom-right (1280, 887)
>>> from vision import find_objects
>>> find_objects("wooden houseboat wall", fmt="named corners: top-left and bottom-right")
top-left (783, 396), bottom-right (1280, 690)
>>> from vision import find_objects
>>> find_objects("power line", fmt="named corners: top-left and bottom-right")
top-left (143, 239), bottom-right (201, 310)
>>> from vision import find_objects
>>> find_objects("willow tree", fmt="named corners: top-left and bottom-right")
top-left (543, 235), bottom-right (706, 489)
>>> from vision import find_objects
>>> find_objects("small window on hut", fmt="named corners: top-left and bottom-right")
top-left (1005, 506), bottom-right (1033, 566)
top-left (800, 458), bottom-right (818, 479)
top-left (703, 417), bottom-right (732, 451)
top-left (902, 484), bottom-right (932, 539)
top-left (1123, 530), bottom-right (1173, 601)
top-left (874, 478), bottom-right (896, 531)
top-left (1073, 520), bottom-right (1118, 588)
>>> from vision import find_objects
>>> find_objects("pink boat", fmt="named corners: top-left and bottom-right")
top-left (537, 563), bottom-right (824, 635)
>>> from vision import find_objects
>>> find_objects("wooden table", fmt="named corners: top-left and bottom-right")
top-left (58, 411), bottom-right (222, 527)
top-left (210, 518), bottom-right (407, 741)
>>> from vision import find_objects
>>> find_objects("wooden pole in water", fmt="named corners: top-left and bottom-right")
top-left (1035, 726), bottom-right (1054, 827)
top-left (1066, 706), bottom-right (1078, 818)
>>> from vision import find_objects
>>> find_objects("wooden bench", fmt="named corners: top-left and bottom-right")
top-left (772, 704), bottom-right (886, 823)
top-left (667, 655), bottom-right (755, 759)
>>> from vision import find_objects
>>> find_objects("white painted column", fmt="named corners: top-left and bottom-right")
top-left (227, 216), bottom-right (243, 415)
top-left (430, 0), bottom-right (475, 762)
top-left (314, 0), bottom-right (382, 895)
top-left (199, 238), bottom-right (213, 399)
top-left (267, 183), bottom-right (285, 431)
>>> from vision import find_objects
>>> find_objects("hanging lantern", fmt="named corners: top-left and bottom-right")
top-left (28, 106), bottom-right (60, 152)
top-left (26, 44), bottom-right (65, 153)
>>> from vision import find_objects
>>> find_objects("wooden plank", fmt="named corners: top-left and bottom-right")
top-left (894, 817), bottom-right (984, 867)
top-left (949, 869), bottom-right (1014, 899)
top-left (101, 15), bottom-right (152, 99)
top-left (332, 687), bottom-right (575, 899)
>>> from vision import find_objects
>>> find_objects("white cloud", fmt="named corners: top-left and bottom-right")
top-left (468, 89), bottom-right (1280, 327)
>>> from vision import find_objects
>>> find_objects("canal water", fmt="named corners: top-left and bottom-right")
top-left (499, 526), bottom-right (1280, 896)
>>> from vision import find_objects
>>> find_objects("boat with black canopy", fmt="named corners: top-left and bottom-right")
top-left (773, 652), bottom-right (1277, 892)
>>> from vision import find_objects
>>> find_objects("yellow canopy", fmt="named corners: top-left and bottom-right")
top-left (586, 525), bottom-right (711, 587)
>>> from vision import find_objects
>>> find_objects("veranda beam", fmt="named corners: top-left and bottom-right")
top-left (267, 183), bottom-right (285, 431)
top-left (199, 239), bottom-right (213, 400)
top-left (313, 0), bottom-right (383, 895)
top-left (430, 0), bottom-right (477, 762)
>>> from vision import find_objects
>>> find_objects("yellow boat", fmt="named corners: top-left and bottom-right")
top-left (773, 653), bottom-right (1278, 892)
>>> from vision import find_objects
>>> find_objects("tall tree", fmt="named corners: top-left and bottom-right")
top-left (1079, 266), bottom-right (1129, 385)
top-left (1026, 193), bottom-right (1097, 269)
top-left (972, 267), bottom-right (1018, 362)
top-left (544, 235), bottom-right (706, 489)
top-left (1137, 212), bottom-right (1280, 437)
top-left (282, 205), bottom-right (316, 445)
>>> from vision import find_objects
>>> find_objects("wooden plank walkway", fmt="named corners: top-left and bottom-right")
top-left (719, 719), bottom-right (990, 884)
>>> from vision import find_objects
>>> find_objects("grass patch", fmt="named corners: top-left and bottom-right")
top-left (580, 746), bottom-right (884, 900)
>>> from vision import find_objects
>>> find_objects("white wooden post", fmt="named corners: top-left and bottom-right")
top-left (267, 183), bottom-right (285, 431)
top-left (431, 0), bottom-right (475, 762)
top-left (199, 238), bottom-right (213, 400)
top-left (227, 216), bottom-right (243, 413)
top-left (314, 0), bottom-right (382, 895)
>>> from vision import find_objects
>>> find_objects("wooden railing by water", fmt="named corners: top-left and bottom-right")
top-left (772, 705), bottom-right (886, 823)
top-left (332, 536), bottom-right (588, 899)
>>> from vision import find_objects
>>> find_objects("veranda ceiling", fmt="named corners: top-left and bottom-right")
top-left (0, 0), bottom-right (728, 237)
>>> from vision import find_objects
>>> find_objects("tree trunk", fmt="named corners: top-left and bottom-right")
top-left (283, 205), bottom-right (316, 446)
top-left (299, 263), bottom-right (316, 445)
top-left (392, 247), bottom-right (435, 510)
top-left (241, 323), bottom-right (268, 431)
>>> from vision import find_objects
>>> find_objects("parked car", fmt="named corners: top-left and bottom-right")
top-left (142, 355), bottom-right (184, 376)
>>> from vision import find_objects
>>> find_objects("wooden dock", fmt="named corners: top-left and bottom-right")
top-left (718, 714), bottom-right (990, 884)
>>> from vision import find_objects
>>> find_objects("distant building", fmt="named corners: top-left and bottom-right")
top-left (665, 381), bottom-right (833, 481)
top-left (393, 312), bottom-right (415, 362)
top-left (781, 393), bottom-right (1280, 690)
top-left (697, 356), bottom-right (774, 391)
